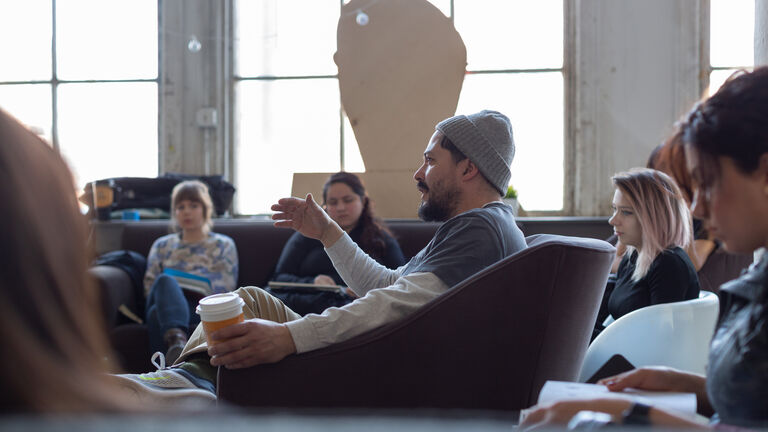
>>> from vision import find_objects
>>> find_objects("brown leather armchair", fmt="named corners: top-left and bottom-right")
top-left (216, 234), bottom-right (615, 411)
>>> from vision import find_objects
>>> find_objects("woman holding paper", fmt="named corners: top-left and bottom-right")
top-left (143, 180), bottom-right (238, 364)
top-left (522, 68), bottom-right (768, 429)
top-left (270, 172), bottom-right (405, 314)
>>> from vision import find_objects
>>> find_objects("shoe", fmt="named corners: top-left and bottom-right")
top-left (111, 352), bottom-right (216, 407)
top-left (165, 342), bottom-right (185, 366)
top-left (163, 327), bottom-right (188, 366)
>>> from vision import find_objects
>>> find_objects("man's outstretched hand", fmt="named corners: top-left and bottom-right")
top-left (271, 193), bottom-right (343, 247)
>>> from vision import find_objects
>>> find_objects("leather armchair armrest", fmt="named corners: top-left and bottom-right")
top-left (89, 265), bottom-right (141, 330)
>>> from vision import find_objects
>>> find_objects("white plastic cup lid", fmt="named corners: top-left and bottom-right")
top-left (196, 293), bottom-right (244, 322)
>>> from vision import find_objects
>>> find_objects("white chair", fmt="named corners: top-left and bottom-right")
top-left (578, 291), bottom-right (719, 382)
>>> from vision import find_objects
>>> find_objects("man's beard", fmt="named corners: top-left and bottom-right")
top-left (417, 180), bottom-right (459, 222)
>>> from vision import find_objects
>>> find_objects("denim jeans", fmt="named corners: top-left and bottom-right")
top-left (145, 274), bottom-right (201, 354)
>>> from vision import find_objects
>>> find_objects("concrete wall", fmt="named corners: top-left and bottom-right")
top-left (159, 0), bottom-right (232, 179)
top-left (758, 0), bottom-right (768, 66)
top-left (568, 0), bottom-right (704, 216)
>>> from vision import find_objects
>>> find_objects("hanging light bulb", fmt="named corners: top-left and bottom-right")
top-left (187, 34), bottom-right (202, 53)
top-left (355, 10), bottom-right (369, 26)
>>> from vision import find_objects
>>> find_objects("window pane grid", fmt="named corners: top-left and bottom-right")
top-left (467, 68), bottom-right (563, 74)
top-left (710, 66), bottom-right (752, 71)
top-left (708, 0), bottom-right (754, 96)
top-left (235, 0), bottom-right (564, 214)
top-left (235, 75), bottom-right (338, 80)
top-left (0, 0), bottom-right (159, 191)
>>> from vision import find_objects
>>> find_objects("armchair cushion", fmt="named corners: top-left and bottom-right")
top-left (90, 265), bottom-right (140, 329)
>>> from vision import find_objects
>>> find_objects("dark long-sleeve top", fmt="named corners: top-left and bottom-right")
top-left (610, 246), bottom-right (700, 317)
top-left (595, 246), bottom-right (700, 336)
top-left (272, 224), bottom-right (406, 286)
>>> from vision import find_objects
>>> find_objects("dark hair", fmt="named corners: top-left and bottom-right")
top-left (612, 168), bottom-right (692, 281)
top-left (439, 134), bottom-right (467, 164)
top-left (647, 129), bottom-right (694, 204)
top-left (0, 109), bottom-right (128, 412)
top-left (681, 67), bottom-right (768, 185)
top-left (322, 172), bottom-right (392, 260)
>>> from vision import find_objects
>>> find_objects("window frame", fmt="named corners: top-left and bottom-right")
top-left (701, 0), bottom-right (756, 97)
top-left (230, 0), bottom-right (569, 216)
top-left (0, 0), bottom-right (161, 155)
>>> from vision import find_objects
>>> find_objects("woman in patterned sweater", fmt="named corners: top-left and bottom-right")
top-left (143, 180), bottom-right (238, 363)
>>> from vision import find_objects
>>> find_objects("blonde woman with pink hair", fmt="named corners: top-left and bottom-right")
top-left (594, 168), bottom-right (700, 337)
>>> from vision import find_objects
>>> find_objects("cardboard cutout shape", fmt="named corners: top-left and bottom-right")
top-left (294, 0), bottom-right (466, 217)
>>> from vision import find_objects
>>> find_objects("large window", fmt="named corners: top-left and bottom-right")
top-left (452, 0), bottom-right (563, 212)
top-left (708, 0), bottom-right (754, 94)
top-left (7, 2), bottom-right (749, 217)
top-left (0, 0), bottom-right (159, 190)
top-left (235, 0), bottom-right (361, 215)
top-left (235, 0), bottom-right (564, 214)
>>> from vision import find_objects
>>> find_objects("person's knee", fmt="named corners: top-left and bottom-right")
top-left (236, 286), bottom-right (270, 297)
top-left (145, 305), bottom-right (159, 325)
top-left (152, 274), bottom-right (179, 293)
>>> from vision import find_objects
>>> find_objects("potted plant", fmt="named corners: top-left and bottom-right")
top-left (502, 185), bottom-right (519, 216)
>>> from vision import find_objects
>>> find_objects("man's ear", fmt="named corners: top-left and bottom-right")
top-left (460, 159), bottom-right (481, 181)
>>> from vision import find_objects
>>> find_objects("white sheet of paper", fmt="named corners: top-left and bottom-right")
top-left (537, 381), bottom-right (697, 414)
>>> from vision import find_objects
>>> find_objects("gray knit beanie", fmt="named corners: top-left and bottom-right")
top-left (435, 110), bottom-right (515, 196)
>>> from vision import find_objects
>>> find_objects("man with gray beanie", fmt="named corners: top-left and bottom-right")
top-left (115, 110), bottom-right (526, 404)
top-left (418, 109), bottom-right (516, 221)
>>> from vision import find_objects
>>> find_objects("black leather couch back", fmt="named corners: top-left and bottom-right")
top-left (116, 219), bottom-right (441, 289)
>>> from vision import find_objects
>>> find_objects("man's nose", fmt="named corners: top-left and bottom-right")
top-left (413, 163), bottom-right (426, 181)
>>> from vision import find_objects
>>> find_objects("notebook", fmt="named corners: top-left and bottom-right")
top-left (163, 268), bottom-right (213, 296)
top-left (268, 280), bottom-right (347, 295)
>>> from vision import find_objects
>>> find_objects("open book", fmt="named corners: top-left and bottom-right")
top-left (268, 280), bottom-right (347, 295)
top-left (163, 268), bottom-right (213, 296)
top-left (527, 381), bottom-right (697, 420)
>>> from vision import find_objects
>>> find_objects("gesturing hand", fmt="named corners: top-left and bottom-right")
top-left (271, 193), bottom-right (342, 246)
top-left (207, 319), bottom-right (296, 369)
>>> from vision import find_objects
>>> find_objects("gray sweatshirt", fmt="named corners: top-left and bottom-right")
top-left (285, 202), bottom-right (525, 353)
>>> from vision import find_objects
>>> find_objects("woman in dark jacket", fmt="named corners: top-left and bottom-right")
top-left (270, 172), bottom-right (405, 315)
top-left (522, 68), bottom-right (768, 429)
top-left (594, 168), bottom-right (700, 338)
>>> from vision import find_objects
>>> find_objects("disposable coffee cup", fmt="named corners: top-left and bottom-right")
top-left (196, 293), bottom-right (245, 346)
